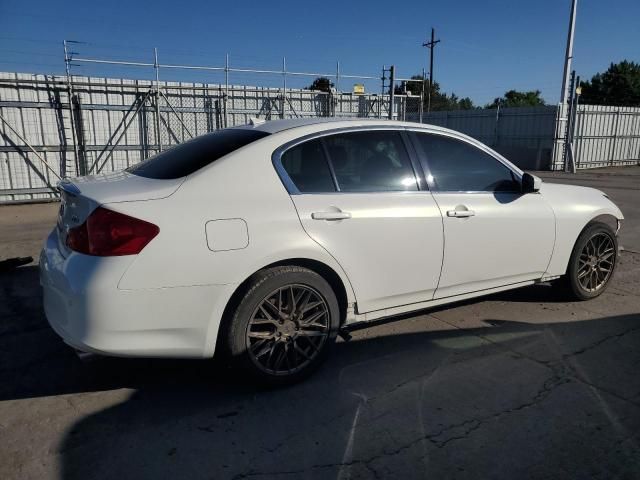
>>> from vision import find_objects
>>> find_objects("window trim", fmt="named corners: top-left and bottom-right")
top-left (406, 129), bottom-right (524, 194)
top-left (272, 126), bottom-right (424, 195)
top-left (319, 139), bottom-right (341, 192)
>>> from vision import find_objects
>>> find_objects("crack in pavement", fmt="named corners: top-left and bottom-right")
top-left (229, 332), bottom-right (640, 480)
top-left (563, 325), bottom-right (640, 359)
top-left (230, 370), bottom-right (570, 479)
top-left (428, 312), bottom-right (640, 410)
top-left (428, 374), bottom-right (570, 449)
top-left (231, 460), bottom-right (382, 480)
top-left (252, 319), bottom-right (610, 472)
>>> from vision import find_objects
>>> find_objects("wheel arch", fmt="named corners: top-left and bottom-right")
top-left (560, 215), bottom-right (619, 299)
top-left (212, 257), bottom-right (352, 358)
top-left (559, 213), bottom-right (621, 276)
top-left (545, 197), bottom-right (623, 279)
top-left (586, 213), bottom-right (620, 235)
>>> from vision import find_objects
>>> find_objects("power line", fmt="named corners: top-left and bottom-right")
top-left (0, 48), bottom-right (60, 58)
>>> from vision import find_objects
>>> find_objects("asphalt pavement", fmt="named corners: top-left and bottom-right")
top-left (1, 167), bottom-right (639, 480)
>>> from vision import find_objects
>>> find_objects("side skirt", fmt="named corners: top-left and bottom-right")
top-left (345, 279), bottom-right (538, 327)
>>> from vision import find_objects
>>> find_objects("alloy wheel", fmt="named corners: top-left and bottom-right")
top-left (246, 284), bottom-right (330, 376)
top-left (577, 232), bottom-right (615, 293)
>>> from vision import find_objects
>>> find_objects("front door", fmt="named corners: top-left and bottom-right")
top-left (410, 131), bottom-right (555, 299)
top-left (278, 129), bottom-right (444, 314)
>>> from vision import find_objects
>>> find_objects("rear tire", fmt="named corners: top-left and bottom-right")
top-left (222, 266), bottom-right (340, 386)
top-left (560, 222), bottom-right (618, 301)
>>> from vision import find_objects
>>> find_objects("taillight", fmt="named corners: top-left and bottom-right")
top-left (66, 207), bottom-right (159, 256)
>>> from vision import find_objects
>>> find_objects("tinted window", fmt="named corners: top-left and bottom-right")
top-left (324, 131), bottom-right (417, 192)
top-left (281, 139), bottom-right (336, 193)
top-left (415, 134), bottom-right (520, 192)
top-left (127, 129), bottom-right (270, 179)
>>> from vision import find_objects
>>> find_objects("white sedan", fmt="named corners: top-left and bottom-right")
top-left (40, 118), bottom-right (624, 384)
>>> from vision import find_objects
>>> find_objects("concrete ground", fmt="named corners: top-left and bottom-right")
top-left (1, 167), bottom-right (639, 480)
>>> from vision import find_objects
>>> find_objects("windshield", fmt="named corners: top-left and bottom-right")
top-left (126, 128), bottom-right (270, 179)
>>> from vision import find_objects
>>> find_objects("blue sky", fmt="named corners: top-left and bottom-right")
top-left (0, 0), bottom-right (638, 105)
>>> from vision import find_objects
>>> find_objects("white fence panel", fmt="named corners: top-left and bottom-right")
top-left (1, 70), bottom-right (639, 202)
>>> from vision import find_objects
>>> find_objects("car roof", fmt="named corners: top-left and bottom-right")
top-left (234, 117), bottom-right (523, 176)
top-left (236, 117), bottom-right (456, 136)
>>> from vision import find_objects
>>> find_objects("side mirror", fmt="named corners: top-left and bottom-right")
top-left (521, 172), bottom-right (542, 193)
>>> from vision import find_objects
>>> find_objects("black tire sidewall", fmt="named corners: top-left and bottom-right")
top-left (226, 267), bottom-right (340, 385)
top-left (567, 222), bottom-right (618, 300)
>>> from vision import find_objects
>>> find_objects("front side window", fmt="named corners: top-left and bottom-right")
top-left (414, 133), bottom-right (520, 192)
top-left (323, 131), bottom-right (418, 192)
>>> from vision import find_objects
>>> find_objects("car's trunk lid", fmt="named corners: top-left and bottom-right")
top-left (66, 171), bottom-right (184, 203)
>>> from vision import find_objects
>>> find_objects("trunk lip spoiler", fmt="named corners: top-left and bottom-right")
top-left (57, 179), bottom-right (81, 197)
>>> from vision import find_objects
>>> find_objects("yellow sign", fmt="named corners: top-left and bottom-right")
top-left (353, 84), bottom-right (365, 95)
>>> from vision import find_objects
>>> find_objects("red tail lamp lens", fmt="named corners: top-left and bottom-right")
top-left (66, 207), bottom-right (159, 256)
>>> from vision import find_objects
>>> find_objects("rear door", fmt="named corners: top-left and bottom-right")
top-left (409, 131), bottom-right (555, 299)
top-left (276, 129), bottom-right (444, 314)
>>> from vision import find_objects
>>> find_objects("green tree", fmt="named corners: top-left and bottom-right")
top-left (458, 97), bottom-right (474, 110)
top-left (486, 90), bottom-right (546, 108)
top-left (307, 77), bottom-right (334, 93)
top-left (395, 75), bottom-right (475, 111)
top-left (579, 60), bottom-right (640, 107)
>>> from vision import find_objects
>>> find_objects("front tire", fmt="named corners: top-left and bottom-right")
top-left (561, 222), bottom-right (618, 300)
top-left (222, 266), bottom-right (340, 386)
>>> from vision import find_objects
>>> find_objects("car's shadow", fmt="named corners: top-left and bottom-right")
top-left (2, 266), bottom-right (640, 479)
top-left (0, 266), bottom-right (574, 401)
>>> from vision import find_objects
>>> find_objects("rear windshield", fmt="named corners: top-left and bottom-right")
top-left (126, 128), bottom-right (270, 179)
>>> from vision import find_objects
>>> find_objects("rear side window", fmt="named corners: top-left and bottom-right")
top-left (127, 129), bottom-right (270, 179)
top-left (324, 131), bottom-right (417, 192)
top-left (281, 139), bottom-right (337, 193)
top-left (279, 130), bottom-right (418, 193)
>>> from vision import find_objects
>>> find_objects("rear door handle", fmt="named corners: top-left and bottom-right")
top-left (311, 211), bottom-right (352, 221)
top-left (447, 208), bottom-right (475, 218)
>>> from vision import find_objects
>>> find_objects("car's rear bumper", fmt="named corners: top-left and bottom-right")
top-left (40, 229), bottom-right (233, 358)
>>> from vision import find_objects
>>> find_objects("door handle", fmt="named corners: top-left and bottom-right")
top-left (311, 210), bottom-right (352, 221)
top-left (447, 207), bottom-right (475, 218)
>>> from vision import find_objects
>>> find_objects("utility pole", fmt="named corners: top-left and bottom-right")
top-left (560, 0), bottom-right (578, 104)
top-left (388, 65), bottom-right (395, 120)
top-left (422, 27), bottom-right (440, 112)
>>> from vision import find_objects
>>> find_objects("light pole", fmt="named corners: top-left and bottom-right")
top-left (560, 0), bottom-right (578, 105)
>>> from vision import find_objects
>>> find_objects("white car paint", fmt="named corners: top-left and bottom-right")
top-left (40, 118), bottom-right (624, 359)
top-left (431, 191), bottom-right (556, 298)
top-left (205, 219), bottom-right (249, 252)
top-left (292, 191), bottom-right (443, 313)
